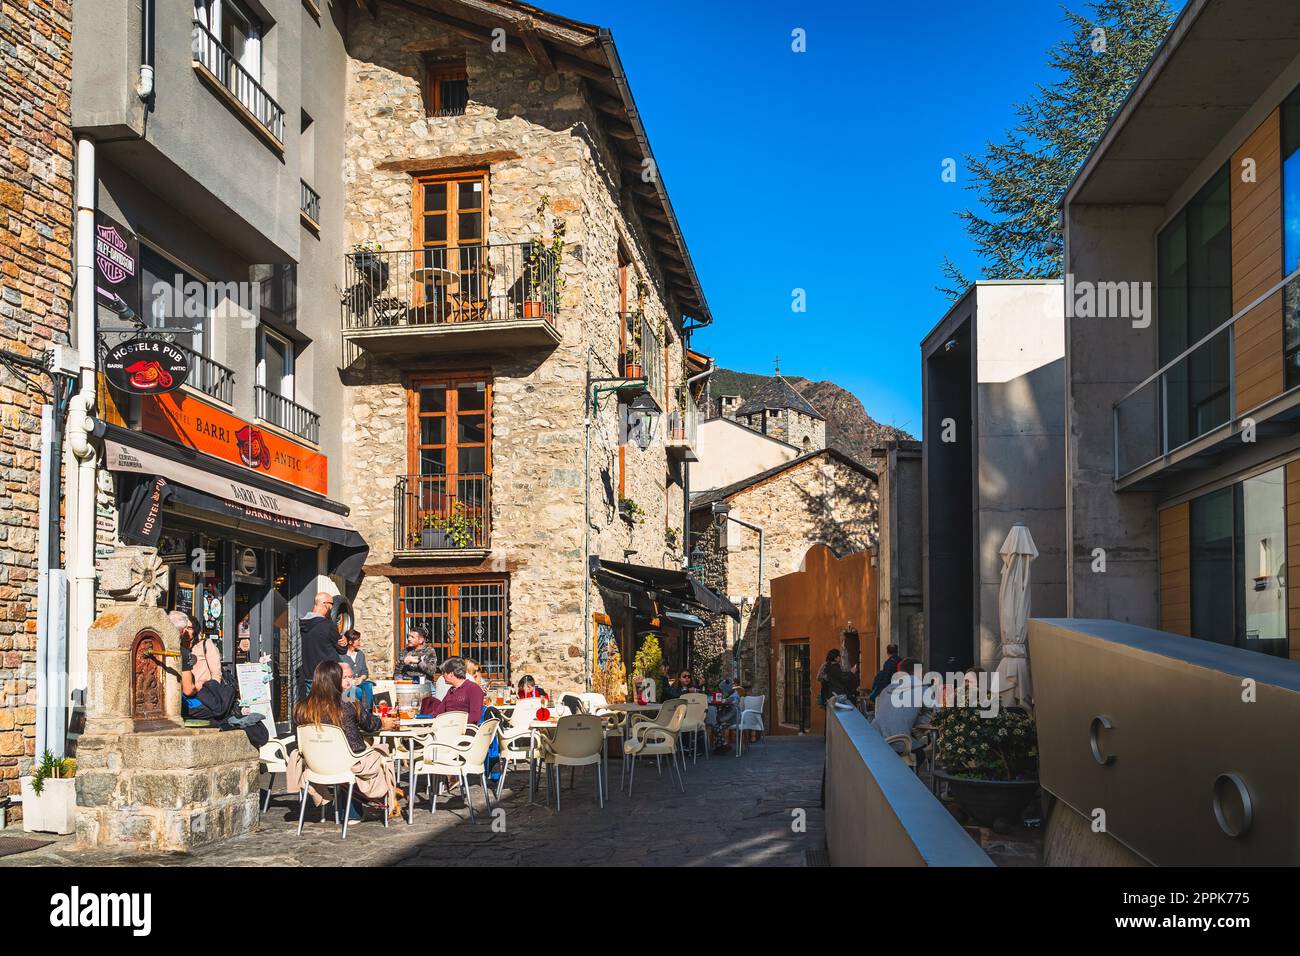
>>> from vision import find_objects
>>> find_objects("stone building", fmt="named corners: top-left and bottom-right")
top-left (732, 373), bottom-right (826, 453)
top-left (689, 448), bottom-right (878, 716)
top-left (0, 0), bottom-right (73, 819)
top-left (337, 1), bottom-right (715, 691)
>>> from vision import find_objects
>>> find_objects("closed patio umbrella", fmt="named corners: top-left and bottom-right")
top-left (995, 524), bottom-right (1038, 708)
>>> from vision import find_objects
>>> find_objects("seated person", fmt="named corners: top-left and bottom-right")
top-left (516, 674), bottom-right (548, 700)
top-left (664, 670), bottom-right (700, 700)
top-left (340, 628), bottom-right (374, 711)
top-left (397, 627), bottom-right (440, 681)
top-left (289, 660), bottom-right (400, 814)
top-left (424, 657), bottom-right (486, 724)
top-left (464, 659), bottom-right (485, 686)
top-left (709, 682), bottom-right (742, 752)
top-left (870, 659), bottom-right (932, 762)
top-left (173, 610), bottom-right (224, 720)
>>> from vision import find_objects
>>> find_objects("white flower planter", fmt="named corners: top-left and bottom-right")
top-left (20, 776), bottom-right (77, 835)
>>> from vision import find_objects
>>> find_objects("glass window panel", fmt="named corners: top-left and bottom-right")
top-left (457, 181), bottom-right (482, 209)
top-left (423, 183), bottom-right (447, 212)
top-left (458, 212), bottom-right (482, 241)
top-left (420, 417), bottom-right (446, 446)
top-left (457, 415), bottom-right (484, 444)
top-left (1241, 468), bottom-right (1288, 656)
top-left (424, 214), bottom-right (447, 243)
top-left (141, 246), bottom-right (207, 356)
top-left (1190, 486), bottom-right (1235, 648)
top-left (457, 384), bottom-right (486, 411)
top-left (263, 335), bottom-right (288, 397)
top-left (457, 446), bottom-right (486, 474)
top-left (420, 385), bottom-right (447, 413)
top-left (420, 449), bottom-right (446, 475)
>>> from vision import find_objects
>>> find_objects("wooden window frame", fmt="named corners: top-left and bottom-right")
top-left (393, 577), bottom-right (509, 680)
top-left (412, 168), bottom-right (488, 252)
top-left (425, 59), bottom-right (469, 118)
top-left (406, 371), bottom-right (494, 478)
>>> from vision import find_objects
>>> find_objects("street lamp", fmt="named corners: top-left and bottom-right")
top-left (625, 389), bottom-right (661, 451)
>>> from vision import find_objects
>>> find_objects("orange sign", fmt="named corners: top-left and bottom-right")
top-left (141, 391), bottom-right (328, 495)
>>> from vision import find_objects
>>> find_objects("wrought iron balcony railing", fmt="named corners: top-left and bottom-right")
top-left (255, 385), bottom-right (320, 444)
top-left (341, 243), bottom-right (556, 334)
top-left (1114, 269), bottom-right (1300, 482)
top-left (300, 180), bottom-right (320, 226)
top-left (394, 473), bottom-right (491, 552)
top-left (667, 384), bottom-right (699, 450)
top-left (621, 310), bottom-right (663, 404)
top-left (192, 20), bottom-right (286, 144)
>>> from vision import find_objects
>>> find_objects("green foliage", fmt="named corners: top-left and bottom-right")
top-left (940, 0), bottom-right (1176, 297)
top-left (631, 634), bottom-right (663, 687)
top-left (31, 749), bottom-right (75, 795)
top-left (619, 497), bottom-right (645, 524)
top-left (934, 706), bottom-right (1038, 782)
top-left (416, 502), bottom-right (483, 549)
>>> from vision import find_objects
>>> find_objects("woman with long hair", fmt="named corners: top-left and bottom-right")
top-left (288, 660), bottom-right (401, 815)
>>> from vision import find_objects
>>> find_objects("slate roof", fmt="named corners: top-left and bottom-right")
top-left (733, 375), bottom-right (824, 420)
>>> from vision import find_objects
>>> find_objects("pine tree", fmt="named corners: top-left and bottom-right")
top-left (939, 0), bottom-right (1176, 298)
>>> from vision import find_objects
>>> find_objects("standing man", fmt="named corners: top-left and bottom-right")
top-left (299, 591), bottom-right (339, 697)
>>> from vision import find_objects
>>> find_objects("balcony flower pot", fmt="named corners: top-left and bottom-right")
top-left (932, 771), bottom-right (1038, 832)
top-left (420, 528), bottom-right (454, 550)
top-left (625, 362), bottom-right (643, 379)
top-left (351, 250), bottom-right (389, 288)
top-left (20, 776), bottom-right (77, 836)
top-left (523, 299), bottom-right (547, 319)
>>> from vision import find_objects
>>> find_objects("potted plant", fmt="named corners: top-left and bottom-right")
top-left (619, 497), bottom-right (645, 524)
top-left (932, 704), bottom-right (1039, 833)
top-left (349, 240), bottom-right (389, 288)
top-left (624, 343), bottom-right (643, 380)
top-left (665, 526), bottom-right (679, 552)
top-left (21, 750), bottom-right (77, 835)
top-left (524, 196), bottom-right (566, 319)
top-left (443, 501), bottom-right (484, 549)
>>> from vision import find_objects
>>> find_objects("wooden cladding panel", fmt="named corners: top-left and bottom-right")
top-left (1288, 463), bottom-right (1300, 660)
top-left (1231, 109), bottom-right (1284, 415)
top-left (1159, 503), bottom-right (1191, 637)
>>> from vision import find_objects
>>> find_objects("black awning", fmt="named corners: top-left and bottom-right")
top-left (592, 559), bottom-right (739, 621)
top-left (119, 474), bottom-right (369, 582)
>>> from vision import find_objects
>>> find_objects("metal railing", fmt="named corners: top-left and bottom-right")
top-left (1114, 269), bottom-right (1300, 480)
top-left (97, 330), bottom-right (235, 405)
top-left (621, 311), bottom-right (664, 403)
top-left (394, 473), bottom-right (491, 551)
top-left (255, 385), bottom-right (320, 443)
top-left (341, 243), bottom-right (556, 334)
top-left (667, 384), bottom-right (698, 448)
top-left (300, 180), bottom-right (320, 224)
top-left (192, 20), bottom-right (286, 143)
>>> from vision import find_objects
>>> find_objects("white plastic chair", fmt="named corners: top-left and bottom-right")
top-left (627, 697), bottom-right (685, 738)
top-left (537, 715), bottom-right (606, 810)
top-left (623, 704), bottom-right (686, 795)
top-left (736, 695), bottom-right (766, 756)
top-left (494, 697), bottom-right (544, 799)
top-left (295, 724), bottom-right (389, 839)
top-left (258, 734), bottom-right (294, 813)
top-left (409, 718), bottom-right (500, 824)
top-left (678, 693), bottom-right (710, 765)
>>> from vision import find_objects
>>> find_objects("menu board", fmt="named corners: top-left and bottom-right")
top-left (173, 568), bottom-right (197, 621)
top-left (237, 661), bottom-right (278, 741)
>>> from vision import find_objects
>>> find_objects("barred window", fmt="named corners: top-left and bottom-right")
top-left (395, 580), bottom-right (508, 680)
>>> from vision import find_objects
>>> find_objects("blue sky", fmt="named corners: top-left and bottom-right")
top-left (548, 0), bottom-right (1171, 433)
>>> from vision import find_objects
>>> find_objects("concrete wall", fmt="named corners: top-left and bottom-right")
top-left (973, 283), bottom-right (1066, 669)
top-left (1063, 205), bottom-right (1162, 624)
top-left (874, 441), bottom-right (923, 664)
top-left (692, 417), bottom-right (797, 492)
top-left (825, 707), bottom-right (992, 867)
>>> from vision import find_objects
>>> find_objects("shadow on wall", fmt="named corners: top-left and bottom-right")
top-left (790, 461), bottom-right (879, 559)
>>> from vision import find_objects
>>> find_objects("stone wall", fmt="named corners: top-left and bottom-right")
top-left (0, 0), bottom-right (73, 817)
top-left (342, 8), bottom-right (687, 692)
top-left (787, 410), bottom-right (826, 453)
top-left (693, 454), bottom-right (879, 701)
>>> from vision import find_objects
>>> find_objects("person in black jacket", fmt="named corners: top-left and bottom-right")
top-left (868, 645), bottom-right (902, 702)
top-left (299, 592), bottom-right (341, 696)
top-left (817, 649), bottom-right (860, 706)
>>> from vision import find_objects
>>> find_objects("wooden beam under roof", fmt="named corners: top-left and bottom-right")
top-left (383, 0), bottom-right (494, 42)
top-left (518, 20), bottom-right (555, 73)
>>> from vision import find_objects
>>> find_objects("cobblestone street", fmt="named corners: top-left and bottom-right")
top-left (1, 737), bottom-right (824, 868)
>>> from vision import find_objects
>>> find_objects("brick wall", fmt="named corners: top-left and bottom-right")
top-left (0, 0), bottom-right (74, 814)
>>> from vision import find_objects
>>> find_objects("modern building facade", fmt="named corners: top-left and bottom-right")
top-left (334, 1), bottom-right (712, 692)
top-left (921, 281), bottom-right (1067, 671)
top-left (871, 438), bottom-right (923, 665)
top-left (69, 0), bottom-right (359, 727)
top-left (1064, 0), bottom-right (1300, 661)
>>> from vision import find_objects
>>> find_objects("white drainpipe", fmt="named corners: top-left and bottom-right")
top-left (66, 136), bottom-right (98, 729)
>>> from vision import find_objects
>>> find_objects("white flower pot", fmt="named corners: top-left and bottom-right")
top-left (20, 776), bottom-right (77, 835)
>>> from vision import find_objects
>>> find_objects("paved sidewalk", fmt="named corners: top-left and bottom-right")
top-left (1, 736), bottom-right (824, 867)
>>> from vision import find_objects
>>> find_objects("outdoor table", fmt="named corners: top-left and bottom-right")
top-left (526, 718), bottom-right (559, 806)
top-left (375, 722), bottom-right (437, 812)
